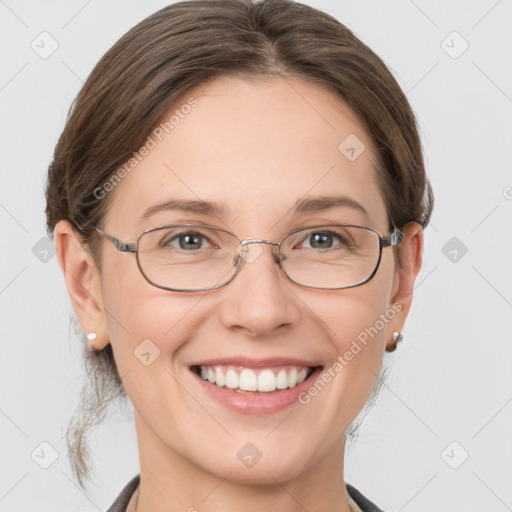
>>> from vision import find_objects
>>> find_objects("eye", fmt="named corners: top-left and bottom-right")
top-left (299, 230), bottom-right (345, 250)
top-left (163, 231), bottom-right (215, 251)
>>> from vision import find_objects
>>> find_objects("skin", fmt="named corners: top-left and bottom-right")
top-left (54, 75), bottom-right (423, 512)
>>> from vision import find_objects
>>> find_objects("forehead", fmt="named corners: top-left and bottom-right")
top-left (106, 74), bottom-right (388, 235)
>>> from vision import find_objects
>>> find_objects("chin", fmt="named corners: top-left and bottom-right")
top-left (193, 444), bottom-right (311, 486)
top-left (216, 461), bottom-right (307, 486)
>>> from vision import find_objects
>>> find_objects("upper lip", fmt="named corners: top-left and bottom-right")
top-left (190, 357), bottom-right (323, 368)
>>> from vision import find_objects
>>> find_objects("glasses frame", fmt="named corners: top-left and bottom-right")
top-left (94, 223), bottom-right (404, 292)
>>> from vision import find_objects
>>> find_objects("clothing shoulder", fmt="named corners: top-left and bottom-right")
top-left (106, 475), bottom-right (385, 512)
top-left (106, 474), bottom-right (140, 512)
top-left (346, 483), bottom-right (386, 512)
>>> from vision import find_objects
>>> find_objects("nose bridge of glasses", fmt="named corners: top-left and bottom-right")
top-left (239, 237), bottom-right (279, 247)
top-left (235, 237), bottom-right (281, 265)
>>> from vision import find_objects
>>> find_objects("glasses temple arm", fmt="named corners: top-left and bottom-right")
top-left (95, 227), bottom-right (137, 252)
top-left (381, 226), bottom-right (404, 247)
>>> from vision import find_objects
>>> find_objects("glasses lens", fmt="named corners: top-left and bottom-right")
top-left (280, 225), bottom-right (380, 289)
top-left (137, 225), bottom-right (240, 291)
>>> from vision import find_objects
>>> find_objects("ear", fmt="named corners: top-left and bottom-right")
top-left (53, 220), bottom-right (110, 351)
top-left (385, 221), bottom-right (424, 352)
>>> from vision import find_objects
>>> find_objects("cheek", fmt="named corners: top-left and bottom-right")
top-left (301, 258), bottom-right (395, 421)
top-left (321, 271), bottom-right (392, 357)
top-left (99, 253), bottom-right (191, 371)
top-left (100, 280), bottom-right (197, 423)
top-left (318, 286), bottom-right (389, 394)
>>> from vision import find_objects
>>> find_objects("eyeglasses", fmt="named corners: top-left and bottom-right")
top-left (94, 223), bottom-right (404, 292)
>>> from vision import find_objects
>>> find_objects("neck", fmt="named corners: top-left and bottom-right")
top-left (132, 410), bottom-right (354, 512)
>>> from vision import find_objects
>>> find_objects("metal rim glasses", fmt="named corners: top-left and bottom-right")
top-left (94, 223), bottom-right (404, 292)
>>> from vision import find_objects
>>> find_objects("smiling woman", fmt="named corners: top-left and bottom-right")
top-left (45, 1), bottom-right (433, 511)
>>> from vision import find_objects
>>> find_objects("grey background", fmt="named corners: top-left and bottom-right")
top-left (1, 0), bottom-right (511, 510)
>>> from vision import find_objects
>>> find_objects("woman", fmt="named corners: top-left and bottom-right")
top-left (45, 0), bottom-right (433, 510)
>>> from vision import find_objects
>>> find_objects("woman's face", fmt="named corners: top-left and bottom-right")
top-left (60, 75), bottom-right (421, 484)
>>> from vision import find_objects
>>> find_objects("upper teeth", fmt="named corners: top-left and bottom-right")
top-left (198, 365), bottom-right (311, 392)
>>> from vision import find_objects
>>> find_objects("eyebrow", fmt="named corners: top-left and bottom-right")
top-left (139, 198), bottom-right (230, 222)
top-left (139, 195), bottom-right (369, 223)
top-left (293, 195), bottom-right (369, 220)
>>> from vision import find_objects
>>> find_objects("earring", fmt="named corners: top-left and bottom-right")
top-left (392, 331), bottom-right (403, 344)
top-left (387, 331), bottom-right (404, 352)
top-left (86, 332), bottom-right (97, 353)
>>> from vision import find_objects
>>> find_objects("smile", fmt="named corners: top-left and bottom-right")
top-left (192, 364), bottom-right (317, 393)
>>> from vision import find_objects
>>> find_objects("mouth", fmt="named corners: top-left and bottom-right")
top-left (188, 358), bottom-right (325, 415)
top-left (189, 362), bottom-right (322, 394)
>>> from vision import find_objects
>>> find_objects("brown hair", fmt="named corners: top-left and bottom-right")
top-left (45, 0), bottom-right (433, 490)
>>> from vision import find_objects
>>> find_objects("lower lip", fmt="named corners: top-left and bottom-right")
top-left (190, 366), bottom-right (323, 415)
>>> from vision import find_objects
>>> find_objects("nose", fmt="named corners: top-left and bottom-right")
top-left (218, 240), bottom-right (301, 338)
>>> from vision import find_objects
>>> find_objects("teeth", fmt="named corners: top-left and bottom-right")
top-left (225, 369), bottom-right (239, 389)
top-left (196, 365), bottom-right (313, 392)
top-left (215, 367), bottom-right (225, 387)
top-left (297, 368), bottom-right (308, 383)
top-left (276, 369), bottom-right (288, 389)
top-left (288, 368), bottom-right (297, 388)
top-left (258, 369), bottom-right (276, 392)
top-left (240, 368), bottom-right (257, 391)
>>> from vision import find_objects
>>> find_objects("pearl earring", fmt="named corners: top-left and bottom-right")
top-left (392, 331), bottom-right (403, 343)
top-left (386, 331), bottom-right (404, 353)
top-left (86, 333), bottom-right (97, 341)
